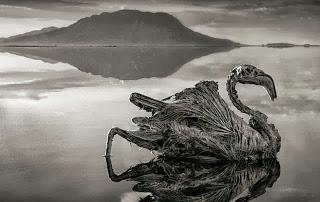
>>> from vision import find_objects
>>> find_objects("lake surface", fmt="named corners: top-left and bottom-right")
top-left (0, 47), bottom-right (319, 201)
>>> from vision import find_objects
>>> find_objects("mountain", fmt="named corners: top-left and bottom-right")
top-left (5, 27), bottom-right (58, 41)
top-left (0, 46), bottom-right (235, 80)
top-left (0, 10), bottom-right (239, 46)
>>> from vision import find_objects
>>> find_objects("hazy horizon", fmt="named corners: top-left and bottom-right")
top-left (0, 0), bottom-right (319, 44)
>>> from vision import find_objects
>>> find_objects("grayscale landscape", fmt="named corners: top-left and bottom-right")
top-left (0, 0), bottom-right (319, 201)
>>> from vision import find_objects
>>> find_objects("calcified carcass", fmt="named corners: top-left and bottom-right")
top-left (106, 157), bottom-right (280, 202)
top-left (106, 65), bottom-right (281, 160)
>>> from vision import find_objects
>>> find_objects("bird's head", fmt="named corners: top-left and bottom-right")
top-left (230, 64), bottom-right (277, 101)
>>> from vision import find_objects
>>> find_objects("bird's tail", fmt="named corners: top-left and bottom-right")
top-left (130, 93), bottom-right (167, 113)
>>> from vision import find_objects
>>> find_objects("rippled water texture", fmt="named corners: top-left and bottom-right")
top-left (0, 47), bottom-right (319, 201)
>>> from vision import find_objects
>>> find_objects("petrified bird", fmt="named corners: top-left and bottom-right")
top-left (106, 64), bottom-right (281, 161)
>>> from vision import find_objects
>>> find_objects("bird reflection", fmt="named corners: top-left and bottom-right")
top-left (105, 156), bottom-right (280, 202)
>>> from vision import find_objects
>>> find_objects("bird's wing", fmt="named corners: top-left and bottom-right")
top-left (155, 81), bottom-right (237, 135)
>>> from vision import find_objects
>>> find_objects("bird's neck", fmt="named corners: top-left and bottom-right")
top-left (226, 74), bottom-right (276, 145)
top-left (226, 75), bottom-right (268, 122)
top-left (226, 75), bottom-right (254, 116)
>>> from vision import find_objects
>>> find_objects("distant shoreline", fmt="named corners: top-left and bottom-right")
top-left (243, 43), bottom-right (320, 48)
top-left (0, 44), bottom-right (319, 48)
top-left (0, 44), bottom-right (243, 48)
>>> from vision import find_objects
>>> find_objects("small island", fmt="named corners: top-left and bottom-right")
top-left (261, 43), bottom-right (319, 48)
top-left (263, 43), bottom-right (295, 48)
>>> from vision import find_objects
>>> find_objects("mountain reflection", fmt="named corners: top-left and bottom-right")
top-left (0, 46), bottom-right (234, 80)
top-left (106, 156), bottom-right (280, 202)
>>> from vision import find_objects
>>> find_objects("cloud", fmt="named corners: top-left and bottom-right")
top-left (0, 0), bottom-right (91, 6)
top-left (244, 94), bottom-right (320, 114)
top-left (0, 0), bottom-right (99, 20)
top-left (0, 70), bottom-right (105, 100)
top-left (269, 188), bottom-right (316, 202)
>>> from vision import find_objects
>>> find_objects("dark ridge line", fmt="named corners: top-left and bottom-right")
top-left (1, 44), bottom-right (319, 48)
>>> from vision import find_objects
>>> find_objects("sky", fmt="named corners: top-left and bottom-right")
top-left (0, 0), bottom-right (319, 44)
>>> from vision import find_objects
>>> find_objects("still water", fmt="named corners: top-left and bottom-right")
top-left (0, 47), bottom-right (319, 201)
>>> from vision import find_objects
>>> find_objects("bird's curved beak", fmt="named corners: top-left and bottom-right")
top-left (257, 74), bottom-right (277, 101)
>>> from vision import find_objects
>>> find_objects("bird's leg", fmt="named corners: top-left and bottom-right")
top-left (105, 127), bottom-right (160, 157)
top-left (105, 155), bottom-right (157, 182)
